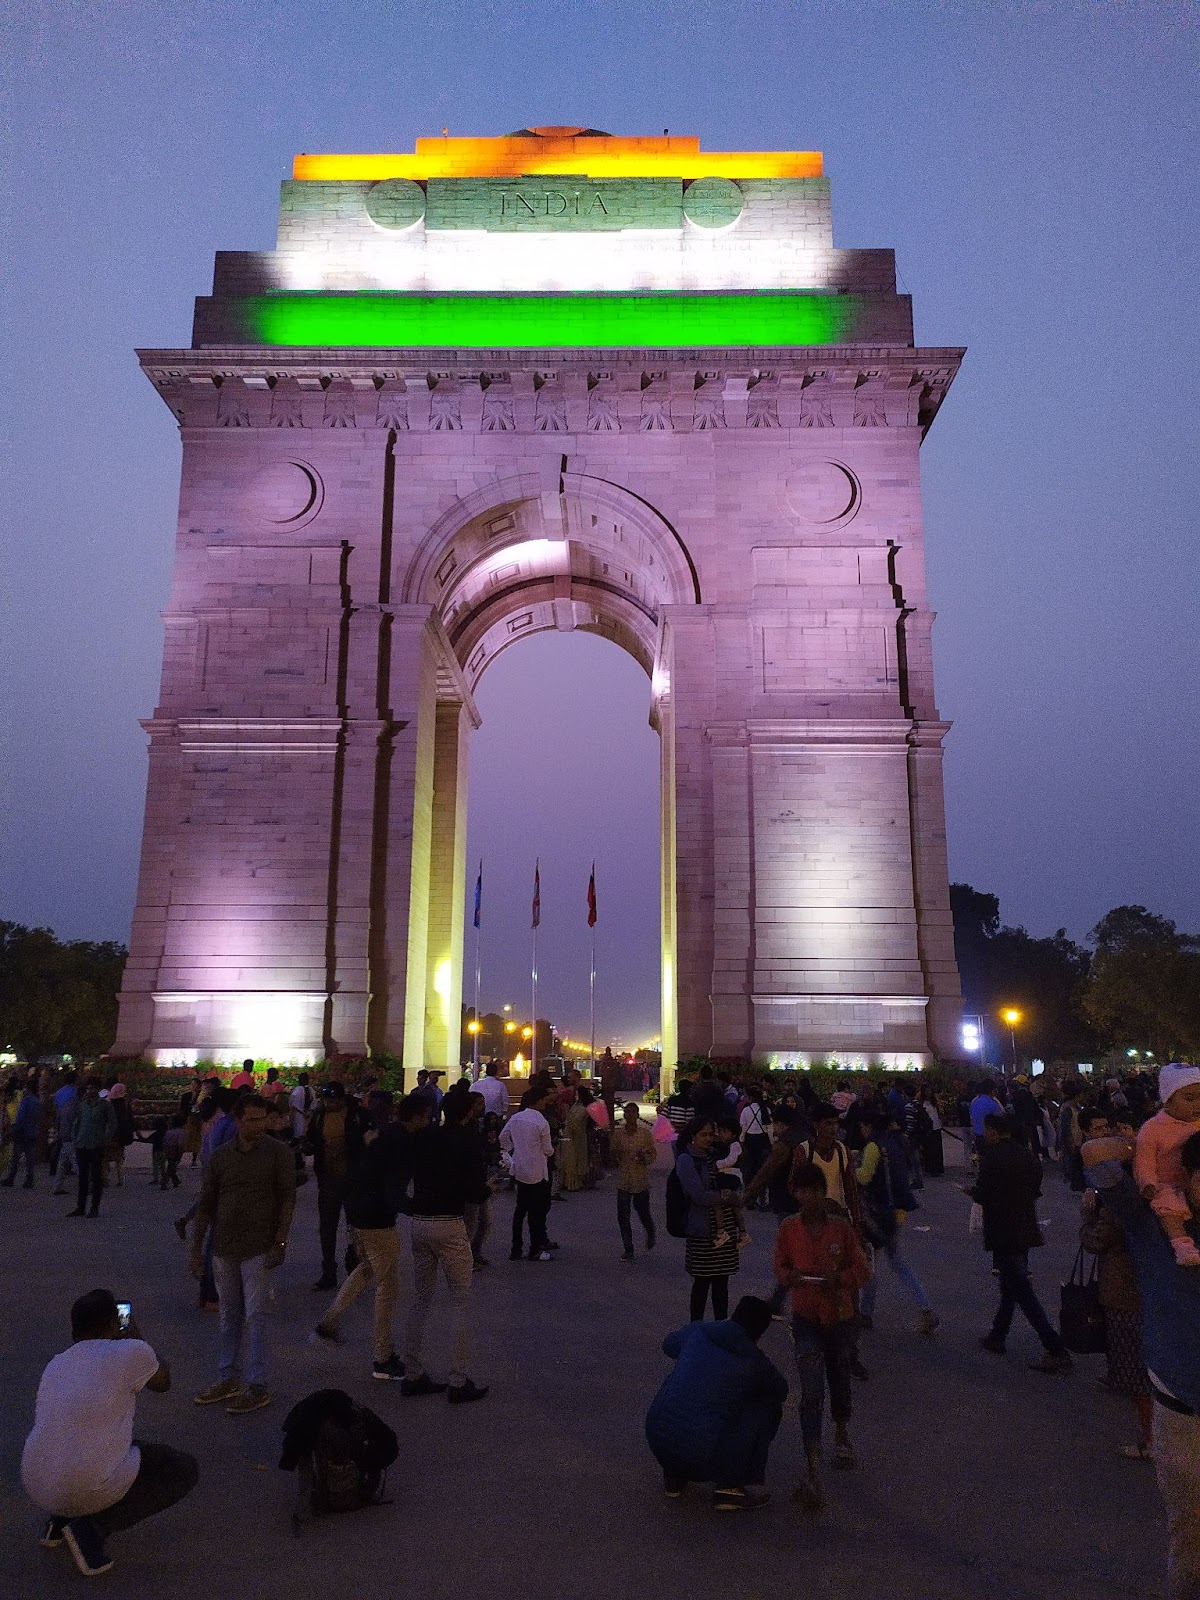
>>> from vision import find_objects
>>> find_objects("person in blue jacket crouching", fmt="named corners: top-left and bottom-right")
top-left (645, 1295), bottom-right (787, 1512)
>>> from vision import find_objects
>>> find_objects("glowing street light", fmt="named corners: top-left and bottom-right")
top-left (521, 1026), bottom-right (533, 1040)
top-left (1001, 1007), bottom-right (1022, 1072)
top-left (504, 1021), bottom-right (516, 1034)
top-left (467, 1020), bottom-right (481, 1035)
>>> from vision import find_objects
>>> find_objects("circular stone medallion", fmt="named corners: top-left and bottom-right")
top-left (682, 176), bottom-right (744, 230)
top-left (365, 177), bottom-right (427, 231)
top-left (784, 460), bottom-right (861, 525)
top-left (248, 461), bottom-right (323, 526)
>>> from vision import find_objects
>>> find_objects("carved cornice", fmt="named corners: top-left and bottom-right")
top-left (137, 346), bottom-right (963, 438)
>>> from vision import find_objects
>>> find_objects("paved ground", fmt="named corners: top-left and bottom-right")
top-left (0, 1136), bottom-right (1166, 1599)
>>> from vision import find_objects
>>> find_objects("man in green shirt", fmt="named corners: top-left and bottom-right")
top-left (611, 1102), bottom-right (658, 1260)
top-left (189, 1095), bottom-right (295, 1415)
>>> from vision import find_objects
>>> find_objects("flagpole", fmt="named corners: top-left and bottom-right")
top-left (531, 858), bottom-right (539, 1077)
top-left (531, 924), bottom-right (538, 1077)
top-left (473, 922), bottom-right (481, 1077)
top-left (472, 860), bottom-right (482, 1078)
top-left (587, 862), bottom-right (598, 1073)
top-left (589, 926), bottom-right (596, 1073)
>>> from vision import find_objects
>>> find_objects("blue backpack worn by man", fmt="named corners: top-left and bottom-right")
top-left (645, 1295), bottom-right (787, 1513)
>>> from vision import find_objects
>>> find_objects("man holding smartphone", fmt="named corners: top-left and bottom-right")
top-left (21, 1289), bottom-right (197, 1577)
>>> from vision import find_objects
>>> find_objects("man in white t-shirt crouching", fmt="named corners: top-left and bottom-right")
top-left (21, 1289), bottom-right (198, 1577)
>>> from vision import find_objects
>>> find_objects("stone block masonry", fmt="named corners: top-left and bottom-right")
top-left (114, 130), bottom-right (964, 1078)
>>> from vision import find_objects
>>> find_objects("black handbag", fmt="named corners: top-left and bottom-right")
top-left (1059, 1246), bottom-right (1107, 1354)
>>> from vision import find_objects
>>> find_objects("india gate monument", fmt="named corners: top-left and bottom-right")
top-left (112, 128), bottom-right (964, 1080)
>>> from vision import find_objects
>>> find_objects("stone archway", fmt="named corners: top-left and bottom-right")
top-left (390, 473), bottom-right (700, 1079)
top-left (114, 129), bottom-right (965, 1077)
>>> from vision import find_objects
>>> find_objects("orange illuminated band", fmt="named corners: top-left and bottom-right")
top-left (293, 133), bottom-right (823, 183)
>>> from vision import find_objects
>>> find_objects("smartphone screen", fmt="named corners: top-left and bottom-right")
top-left (116, 1302), bottom-right (132, 1332)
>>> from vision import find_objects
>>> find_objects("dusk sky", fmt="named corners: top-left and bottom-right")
top-left (3, 2), bottom-right (1197, 1048)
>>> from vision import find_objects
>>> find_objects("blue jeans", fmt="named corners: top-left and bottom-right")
top-left (989, 1250), bottom-right (1066, 1356)
top-left (212, 1254), bottom-right (270, 1387)
top-left (791, 1317), bottom-right (854, 1455)
top-left (861, 1236), bottom-right (931, 1319)
top-left (4, 1135), bottom-right (36, 1184)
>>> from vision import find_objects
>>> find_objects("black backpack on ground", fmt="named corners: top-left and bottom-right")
top-left (280, 1389), bottom-right (399, 1531)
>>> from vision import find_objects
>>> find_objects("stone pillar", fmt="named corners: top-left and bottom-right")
top-left (112, 720), bottom-right (184, 1057)
top-left (907, 722), bottom-right (963, 1056)
top-left (422, 698), bottom-right (471, 1073)
top-left (367, 607), bottom-right (440, 1079)
top-left (666, 610), bottom-right (718, 1063)
top-left (653, 667), bottom-right (679, 1090)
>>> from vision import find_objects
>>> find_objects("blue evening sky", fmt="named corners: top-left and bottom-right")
top-left (3, 0), bottom-right (1196, 1045)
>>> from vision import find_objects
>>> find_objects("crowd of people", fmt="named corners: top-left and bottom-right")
top-left (5, 1054), bottom-right (1199, 1596)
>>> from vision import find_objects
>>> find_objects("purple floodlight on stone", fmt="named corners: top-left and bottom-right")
top-left (113, 130), bottom-right (964, 1078)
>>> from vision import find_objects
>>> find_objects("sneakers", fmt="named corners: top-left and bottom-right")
top-left (621, 1250), bottom-right (635, 1262)
top-left (225, 1385), bottom-right (271, 1414)
top-left (1028, 1351), bottom-right (1073, 1376)
top-left (918, 1309), bottom-right (941, 1336)
top-left (401, 1374), bottom-right (449, 1398)
top-left (978, 1336), bottom-right (1006, 1355)
top-left (372, 1356), bottom-right (405, 1381)
top-left (313, 1322), bottom-right (342, 1345)
top-left (66, 1208), bottom-right (85, 1218)
top-left (712, 1486), bottom-right (770, 1513)
top-left (530, 1250), bottom-right (553, 1262)
top-left (193, 1377), bottom-right (242, 1406)
top-left (447, 1378), bottom-right (489, 1405)
top-left (39, 1516), bottom-right (66, 1548)
top-left (311, 1274), bottom-right (337, 1292)
top-left (173, 1216), bottom-right (188, 1243)
top-left (62, 1519), bottom-right (113, 1577)
top-left (663, 1474), bottom-right (687, 1498)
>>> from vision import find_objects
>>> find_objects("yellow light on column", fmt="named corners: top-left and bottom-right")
top-left (1001, 1008), bottom-right (1021, 1026)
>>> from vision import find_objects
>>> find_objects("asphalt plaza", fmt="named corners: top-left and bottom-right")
top-left (0, 1136), bottom-right (1167, 1599)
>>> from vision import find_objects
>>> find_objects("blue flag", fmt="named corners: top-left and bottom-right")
top-left (473, 862), bottom-right (482, 929)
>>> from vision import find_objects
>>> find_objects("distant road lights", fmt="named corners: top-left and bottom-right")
top-left (466, 1020), bottom-right (481, 1035)
top-left (521, 1026), bottom-right (533, 1040)
top-left (504, 1021), bottom-right (516, 1034)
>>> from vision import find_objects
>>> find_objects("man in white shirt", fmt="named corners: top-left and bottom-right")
top-left (475, 1061), bottom-right (510, 1120)
top-left (288, 1072), bottom-right (314, 1141)
top-left (21, 1289), bottom-right (198, 1577)
top-left (501, 1085), bottom-right (556, 1261)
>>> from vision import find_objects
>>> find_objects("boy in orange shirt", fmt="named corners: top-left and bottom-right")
top-left (773, 1163), bottom-right (871, 1511)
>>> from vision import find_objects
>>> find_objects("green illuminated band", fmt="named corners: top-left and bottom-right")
top-left (236, 292), bottom-right (865, 349)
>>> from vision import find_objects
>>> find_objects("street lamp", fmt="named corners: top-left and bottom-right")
top-left (1001, 1008), bottom-right (1022, 1073)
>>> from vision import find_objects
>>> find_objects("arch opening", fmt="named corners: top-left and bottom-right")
top-left (407, 479), bottom-right (690, 1083)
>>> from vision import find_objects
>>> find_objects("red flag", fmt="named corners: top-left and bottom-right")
top-left (587, 864), bottom-right (597, 928)
top-left (532, 861), bottom-right (541, 929)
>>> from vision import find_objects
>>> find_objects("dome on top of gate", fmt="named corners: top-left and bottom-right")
top-left (508, 126), bottom-right (612, 138)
